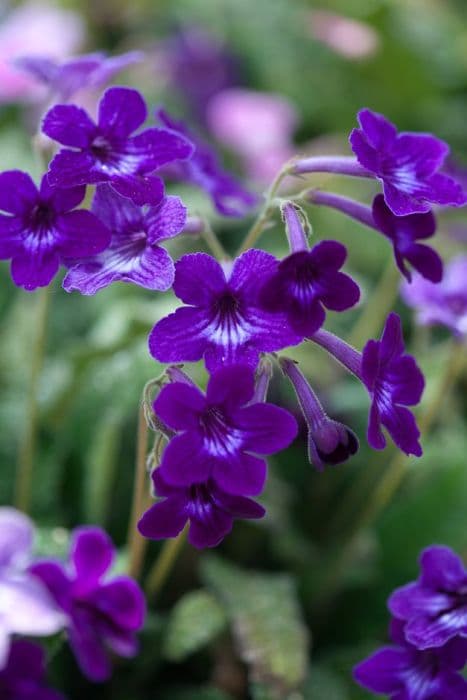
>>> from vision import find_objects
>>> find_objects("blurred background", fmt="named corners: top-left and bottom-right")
top-left (0, 0), bottom-right (466, 698)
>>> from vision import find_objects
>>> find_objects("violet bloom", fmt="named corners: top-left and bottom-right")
top-left (259, 202), bottom-right (360, 336)
top-left (0, 640), bottom-right (64, 700)
top-left (153, 364), bottom-right (297, 496)
top-left (157, 109), bottom-right (258, 217)
top-left (0, 508), bottom-right (65, 668)
top-left (350, 108), bottom-right (466, 216)
top-left (354, 618), bottom-right (467, 700)
top-left (149, 249), bottom-right (302, 372)
top-left (401, 255), bottom-right (467, 338)
top-left (63, 184), bottom-right (186, 294)
top-left (389, 545), bottom-right (467, 650)
top-left (372, 194), bottom-right (442, 282)
top-left (30, 526), bottom-right (146, 682)
top-left (43, 87), bottom-right (193, 206)
top-left (280, 357), bottom-right (358, 471)
top-left (15, 50), bottom-right (143, 102)
top-left (139, 470), bottom-right (265, 549)
top-left (361, 312), bottom-right (424, 456)
top-left (0, 170), bottom-right (110, 291)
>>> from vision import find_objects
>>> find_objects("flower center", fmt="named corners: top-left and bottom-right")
top-left (199, 406), bottom-right (243, 457)
top-left (208, 291), bottom-right (249, 347)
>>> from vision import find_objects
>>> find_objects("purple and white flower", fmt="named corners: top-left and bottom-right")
top-left (0, 170), bottom-right (110, 291)
top-left (30, 526), bottom-right (146, 682)
top-left (63, 184), bottom-right (186, 294)
top-left (43, 87), bottom-right (193, 205)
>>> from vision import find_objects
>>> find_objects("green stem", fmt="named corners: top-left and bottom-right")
top-left (127, 402), bottom-right (150, 579)
top-left (145, 528), bottom-right (188, 599)
top-left (201, 220), bottom-right (230, 260)
top-left (347, 258), bottom-right (401, 349)
top-left (14, 285), bottom-right (51, 512)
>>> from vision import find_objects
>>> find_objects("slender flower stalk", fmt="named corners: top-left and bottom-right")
top-left (311, 329), bottom-right (362, 377)
top-left (145, 527), bottom-right (188, 598)
top-left (14, 285), bottom-right (51, 512)
top-left (251, 355), bottom-right (274, 404)
top-left (127, 403), bottom-right (151, 580)
top-left (281, 201), bottom-right (309, 252)
top-left (290, 155), bottom-right (373, 178)
top-left (306, 189), bottom-right (375, 227)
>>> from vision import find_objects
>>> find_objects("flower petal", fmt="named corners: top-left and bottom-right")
top-left (69, 610), bottom-right (111, 682)
top-left (159, 432), bottom-right (210, 486)
top-left (55, 210), bottom-right (111, 258)
top-left (92, 183), bottom-right (143, 230)
top-left (229, 248), bottom-right (278, 301)
top-left (205, 364), bottom-right (255, 410)
top-left (0, 170), bottom-right (38, 215)
top-left (149, 306), bottom-right (211, 363)
top-left (0, 216), bottom-right (24, 259)
top-left (0, 506), bottom-right (33, 567)
top-left (110, 174), bottom-right (164, 206)
top-left (145, 195), bottom-right (187, 243)
top-left (154, 382), bottom-right (206, 431)
top-left (234, 403), bottom-right (298, 453)
top-left (0, 575), bottom-right (66, 636)
top-left (138, 497), bottom-right (188, 540)
top-left (42, 104), bottom-right (97, 148)
top-left (29, 561), bottom-right (71, 610)
top-left (188, 508), bottom-right (232, 549)
top-left (357, 108), bottom-right (397, 150)
top-left (212, 452), bottom-right (267, 496)
top-left (11, 250), bottom-right (60, 290)
top-left (70, 527), bottom-right (114, 593)
top-left (129, 127), bottom-right (194, 170)
top-left (404, 243), bottom-right (443, 283)
top-left (353, 646), bottom-right (408, 694)
top-left (90, 577), bottom-right (145, 631)
top-left (98, 86), bottom-right (147, 139)
top-left (173, 252), bottom-right (226, 305)
top-left (47, 149), bottom-right (104, 188)
top-left (381, 404), bottom-right (422, 456)
top-left (420, 545), bottom-right (467, 589)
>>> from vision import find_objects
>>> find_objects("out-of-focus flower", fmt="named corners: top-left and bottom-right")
top-left (149, 249), bottom-right (303, 372)
top-left (401, 255), bottom-right (467, 338)
top-left (308, 10), bottom-right (380, 60)
top-left (0, 507), bottom-right (65, 669)
top-left (354, 618), bottom-right (467, 699)
top-left (43, 87), bottom-right (193, 206)
top-left (157, 109), bottom-right (258, 216)
top-left (0, 640), bottom-right (64, 700)
top-left (14, 50), bottom-right (143, 102)
top-left (0, 1), bottom-right (84, 103)
top-left (152, 364), bottom-right (298, 496)
top-left (0, 170), bottom-right (110, 291)
top-left (63, 184), bottom-right (186, 295)
top-left (139, 471), bottom-right (265, 549)
top-left (389, 545), bottom-right (467, 649)
top-left (166, 25), bottom-right (239, 122)
top-left (350, 109), bottom-right (466, 216)
top-left (207, 88), bottom-right (298, 184)
top-left (30, 526), bottom-right (146, 682)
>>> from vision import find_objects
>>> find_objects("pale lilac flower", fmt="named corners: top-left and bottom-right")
top-left (0, 508), bottom-right (65, 669)
top-left (63, 184), bottom-right (186, 294)
top-left (308, 10), bottom-right (380, 60)
top-left (401, 255), bottom-right (467, 338)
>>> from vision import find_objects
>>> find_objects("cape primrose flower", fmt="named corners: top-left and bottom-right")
top-left (149, 249), bottom-right (303, 372)
top-left (354, 618), bottom-right (467, 700)
top-left (153, 364), bottom-right (298, 496)
top-left (30, 526), bottom-right (146, 683)
top-left (0, 640), bottom-right (64, 700)
top-left (63, 184), bottom-right (186, 294)
top-left (389, 545), bottom-right (467, 650)
top-left (139, 471), bottom-right (265, 549)
top-left (43, 86), bottom-right (193, 205)
top-left (0, 171), bottom-right (110, 291)
top-left (350, 108), bottom-right (466, 216)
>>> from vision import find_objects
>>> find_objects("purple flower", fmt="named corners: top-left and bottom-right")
top-left (354, 618), bottom-right (467, 700)
top-left (149, 249), bottom-right (302, 372)
top-left (0, 170), bottom-right (110, 291)
top-left (350, 108), bottom-right (466, 216)
top-left (0, 508), bottom-right (65, 668)
top-left (0, 640), bottom-right (64, 700)
top-left (139, 470), bottom-right (265, 549)
top-left (63, 184), bottom-right (186, 294)
top-left (280, 357), bottom-right (358, 471)
top-left (361, 312), bottom-right (424, 456)
top-left (389, 545), bottom-right (467, 650)
top-left (43, 87), bottom-right (193, 206)
top-left (401, 255), bottom-right (467, 338)
top-left (15, 50), bottom-right (143, 101)
top-left (30, 526), bottom-right (146, 682)
top-left (157, 109), bottom-right (258, 217)
top-left (372, 194), bottom-right (442, 283)
top-left (259, 204), bottom-right (360, 336)
top-left (152, 364), bottom-right (297, 496)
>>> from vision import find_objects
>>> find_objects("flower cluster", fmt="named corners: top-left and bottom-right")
top-left (354, 545), bottom-right (467, 699)
top-left (0, 507), bottom-right (145, 688)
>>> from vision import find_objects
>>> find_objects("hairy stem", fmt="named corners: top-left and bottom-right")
top-left (145, 528), bottom-right (188, 598)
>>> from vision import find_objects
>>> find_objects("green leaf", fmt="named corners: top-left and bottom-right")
top-left (303, 666), bottom-right (350, 700)
top-left (201, 557), bottom-right (309, 698)
top-left (164, 589), bottom-right (228, 661)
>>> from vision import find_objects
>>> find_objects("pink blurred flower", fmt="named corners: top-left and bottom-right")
top-left (207, 88), bottom-right (298, 185)
top-left (0, 2), bottom-right (84, 103)
top-left (308, 10), bottom-right (379, 60)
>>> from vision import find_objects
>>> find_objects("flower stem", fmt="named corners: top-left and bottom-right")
top-left (145, 528), bottom-right (188, 599)
top-left (14, 285), bottom-right (51, 513)
top-left (291, 155), bottom-right (373, 179)
top-left (201, 219), bottom-right (230, 260)
top-left (306, 189), bottom-right (375, 228)
top-left (127, 402), bottom-right (150, 579)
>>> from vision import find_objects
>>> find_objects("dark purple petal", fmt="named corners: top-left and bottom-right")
top-left (212, 486), bottom-right (266, 520)
top-left (68, 611), bottom-right (111, 682)
top-left (205, 363), bottom-right (255, 410)
top-left (42, 104), bottom-right (97, 148)
top-left (420, 545), bottom-right (466, 590)
top-left (97, 86), bottom-right (147, 139)
top-left (427, 172), bottom-right (466, 207)
top-left (318, 271), bottom-right (361, 311)
top-left (381, 404), bottom-right (422, 456)
top-left (389, 355), bottom-right (425, 406)
top-left (138, 497), bottom-right (188, 539)
top-left (29, 561), bottom-right (71, 611)
top-left (130, 127), bottom-right (194, 170)
top-left (0, 217), bottom-right (24, 259)
top-left (383, 181), bottom-right (429, 217)
top-left (406, 610), bottom-right (467, 649)
top-left (41, 181), bottom-right (86, 213)
top-left (212, 452), bottom-right (267, 497)
top-left (233, 403), bottom-right (298, 453)
top-left (149, 306), bottom-right (211, 363)
top-left (392, 133), bottom-right (449, 177)
top-left (372, 194), bottom-right (437, 242)
top-left (243, 307), bottom-right (303, 353)
top-left (404, 243), bottom-right (443, 283)
top-left (55, 210), bottom-right (111, 258)
top-left (159, 432), bottom-right (211, 486)
top-left (47, 150), bottom-right (104, 188)
top-left (70, 527), bottom-right (114, 594)
top-left (173, 252), bottom-right (226, 305)
top-left (357, 108), bottom-right (398, 150)
top-left (0, 170), bottom-right (38, 215)
top-left (188, 507), bottom-right (233, 549)
top-left (92, 183), bottom-right (143, 230)
top-left (379, 312), bottom-right (405, 365)
top-left (229, 248), bottom-right (278, 300)
top-left (308, 239), bottom-right (347, 270)
top-left (11, 250), bottom-right (60, 291)
top-left (353, 646), bottom-right (408, 694)
top-left (145, 195), bottom-right (187, 243)
top-left (154, 382), bottom-right (206, 431)
top-left (367, 398), bottom-right (387, 450)
top-left (349, 127), bottom-right (381, 172)
top-left (438, 673), bottom-right (467, 700)
top-left (90, 577), bottom-right (146, 631)
top-left (110, 174), bottom-right (165, 207)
